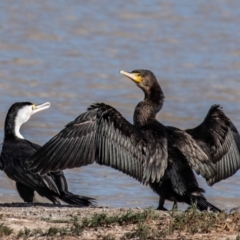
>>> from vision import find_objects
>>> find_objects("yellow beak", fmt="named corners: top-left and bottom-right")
top-left (120, 70), bottom-right (142, 83)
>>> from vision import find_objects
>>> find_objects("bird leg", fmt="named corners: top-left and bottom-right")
top-left (156, 197), bottom-right (168, 211)
top-left (172, 201), bottom-right (178, 211)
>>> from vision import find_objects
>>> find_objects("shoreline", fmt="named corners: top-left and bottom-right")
top-left (0, 203), bottom-right (239, 239)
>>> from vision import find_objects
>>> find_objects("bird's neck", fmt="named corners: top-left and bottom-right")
top-left (133, 86), bottom-right (164, 127)
top-left (4, 114), bottom-right (24, 140)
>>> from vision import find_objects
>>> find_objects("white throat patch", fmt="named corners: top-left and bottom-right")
top-left (14, 106), bottom-right (32, 139)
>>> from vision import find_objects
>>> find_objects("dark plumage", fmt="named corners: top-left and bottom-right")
top-left (0, 102), bottom-right (95, 207)
top-left (29, 70), bottom-right (240, 211)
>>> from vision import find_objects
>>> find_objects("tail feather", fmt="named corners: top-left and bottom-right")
top-left (60, 191), bottom-right (97, 207)
top-left (36, 189), bottom-right (61, 204)
top-left (191, 197), bottom-right (221, 212)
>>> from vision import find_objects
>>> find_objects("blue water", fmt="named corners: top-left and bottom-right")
top-left (0, 0), bottom-right (240, 210)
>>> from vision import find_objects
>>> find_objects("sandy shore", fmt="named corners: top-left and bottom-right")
top-left (0, 202), bottom-right (239, 239)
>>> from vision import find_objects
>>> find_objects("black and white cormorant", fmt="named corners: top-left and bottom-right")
top-left (29, 70), bottom-right (240, 211)
top-left (0, 102), bottom-right (95, 206)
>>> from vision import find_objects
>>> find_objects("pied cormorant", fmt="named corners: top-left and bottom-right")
top-left (0, 102), bottom-right (95, 206)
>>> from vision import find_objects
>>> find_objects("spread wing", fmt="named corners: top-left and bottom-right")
top-left (207, 122), bottom-right (240, 185)
top-left (166, 126), bottom-right (216, 181)
top-left (29, 103), bottom-right (169, 184)
top-left (185, 105), bottom-right (240, 185)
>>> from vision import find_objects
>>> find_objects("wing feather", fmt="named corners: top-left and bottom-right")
top-left (207, 128), bottom-right (240, 185)
top-left (165, 126), bottom-right (216, 181)
top-left (186, 105), bottom-right (240, 185)
top-left (29, 103), bottom-right (168, 184)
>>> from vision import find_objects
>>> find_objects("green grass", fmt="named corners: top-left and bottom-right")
top-left (40, 217), bottom-right (70, 223)
top-left (0, 223), bottom-right (13, 237)
top-left (69, 209), bottom-right (158, 237)
top-left (17, 226), bottom-right (69, 238)
top-left (123, 223), bottom-right (151, 239)
top-left (168, 205), bottom-right (228, 235)
top-left (102, 234), bottom-right (116, 240)
top-left (47, 227), bottom-right (59, 236)
top-left (17, 227), bottom-right (31, 239)
top-left (80, 208), bottom-right (158, 228)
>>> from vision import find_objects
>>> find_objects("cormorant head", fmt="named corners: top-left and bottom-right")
top-left (5, 102), bottom-right (50, 139)
top-left (120, 69), bottom-right (159, 92)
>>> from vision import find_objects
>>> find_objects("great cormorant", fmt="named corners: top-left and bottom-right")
top-left (0, 102), bottom-right (95, 206)
top-left (29, 70), bottom-right (240, 211)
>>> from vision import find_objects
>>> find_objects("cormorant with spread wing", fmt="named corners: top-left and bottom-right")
top-left (0, 102), bottom-right (95, 206)
top-left (29, 70), bottom-right (240, 211)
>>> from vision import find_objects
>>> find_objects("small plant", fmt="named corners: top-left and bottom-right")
top-left (60, 227), bottom-right (68, 236)
top-left (102, 234), bottom-right (116, 240)
top-left (47, 227), bottom-right (59, 236)
top-left (125, 223), bottom-right (150, 240)
top-left (0, 223), bottom-right (13, 237)
top-left (17, 229), bottom-right (24, 239)
top-left (31, 228), bottom-right (44, 235)
top-left (46, 226), bottom-right (68, 237)
top-left (41, 217), bottom-right (70, 223)
top-left (71, 216), bottom-right (83, 236)
top-left (17, 227), bottom-right (35, 239)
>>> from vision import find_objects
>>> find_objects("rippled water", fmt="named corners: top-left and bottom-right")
top-left (0, 0), bottom-right (240, 211)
